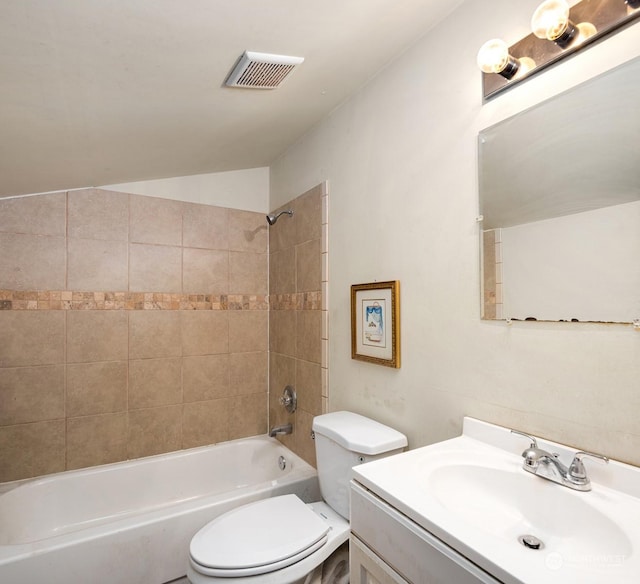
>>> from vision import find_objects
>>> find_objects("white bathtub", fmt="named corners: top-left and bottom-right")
top-left (0, 436), bottom-right (320, 584)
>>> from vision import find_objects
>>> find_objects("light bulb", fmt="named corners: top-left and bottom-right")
top-left (531, 0), bottom-right (570, 40)
top-left (531, 0), bottom-right (580, 48)
top-left (477, 39), bottom-right (519, 79)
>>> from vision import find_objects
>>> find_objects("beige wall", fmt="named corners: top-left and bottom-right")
top-left (268, 184), bottom-right (328, 466)
top-left (0, 189), bottom-right (268, 482)
top-left (270, 1), bottom-right (640, 466)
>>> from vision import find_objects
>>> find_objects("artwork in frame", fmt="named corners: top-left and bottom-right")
top-left (350, 280), bottom-right (400, 368)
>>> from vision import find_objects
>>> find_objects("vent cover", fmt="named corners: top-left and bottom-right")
top-left (225, 51), bottom-right (304, 89)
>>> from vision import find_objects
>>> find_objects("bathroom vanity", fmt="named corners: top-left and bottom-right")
top-left (350, 480), bottom-right (499, 583)
top-left (349, 417), bottom-right (640, 584)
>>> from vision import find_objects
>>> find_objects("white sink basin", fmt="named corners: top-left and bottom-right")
top-left (428, 463), bottom-right (632, 560)
top-left (352, 418), bottom-right (640, 584)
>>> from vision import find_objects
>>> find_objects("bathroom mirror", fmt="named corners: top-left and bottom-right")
top-left (479, 57), bottom-right (640, 324)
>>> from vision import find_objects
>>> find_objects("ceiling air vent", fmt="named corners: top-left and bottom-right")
top-left (225, 51), bottom-right (304, 89)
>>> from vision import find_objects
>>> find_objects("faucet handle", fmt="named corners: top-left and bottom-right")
top-left (278, 385), bottom-right (297, 413)
top-left (510, 429), bottom-right (538, 448)
top-left (511, 430), bottom-right (542, 469)
top-left (568, 451), bottom-right (609, 481)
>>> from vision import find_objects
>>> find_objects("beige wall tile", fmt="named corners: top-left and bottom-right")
top-left (229, 352), bottom-right (267, 395)
top-left (269, 310), bottom-right (297, 357)
top-left (183, 203), bottom-right (228, 250)
top-left (229, 209), bottom-right (267, 253)
top-left (269, 353), bottom-right (296, 397)
top-left (296, 310), bottom-right (322, 363)
top-left (295, 359), bottom-right (322, 416)
top-left (128, 405), bottom-right (182, 459)
top-left (129, 311), bottom-right (182, 359)
top-left (267, 205), bottom-right (297, 253)
top-left (181, 311), bottom-right (229, 356)
top-left (294, 185), bottom-right (322, 245)
top-left (321, 367), bottom-right (328, 398)
top-left (67, 311), bottom-right (128, 363)
top-left (229, 393), bottom-right (267, 440)
top-left (321, 338), bottom-right (328, 369)
top-left (0, 365), bottom-right (65, 425)
top-left (229, 310), bottom-right (268, 353)
top-left (66, 413), bottom-right (128, 470)
top-left (321, 189), bottom-right (329, 226)
top-left (0, 311), bottom-right (65, 367)
top-left (269, 247), bottom-right (295, 295)
top-left (130, 195), bottom-right (183, 246)
top-left (183, 354), bottom-right (230, 402)
top-left (129, 243), bottom-right (182, 293)
top-left (229, 251), bottom-right (267, 295)
top-left (296, 239), bottom-right (321, 293)
top-left (182, 399), bottom-right (230, 448)
top-left (294, 409), bottom-right (317, 467)
top-left (0, 420), bottom-right (65, 482)
top-left (66, 361), bottom-right (128, 417)
top-left (322, 309), bottom-right (328, 340)
top-left (482, 230), bottom-right (497, 319)
top-left (0, 192), bottom-right (66, 237)
top-left (68, 189), bottom-right (129, 241)
top-left (0, 184), bottom-right (327, 479)
top-left (270, 183), bottom-right (326, 463)
top-left (321, 251), bottom-right (328, 283)
top-left (269, 352), bottom-right (296, 429)
top-left (183, 248), bottom-right (228, 294)
top-left (67, 238), bottom-right (128, 291)
top-left (129, 357), bottom-right (182, 409)
top-left (0, 232), bottom-right (66, 290)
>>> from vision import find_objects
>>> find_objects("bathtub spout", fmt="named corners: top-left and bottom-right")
top-left (269, 424), bottom-right (292, 437)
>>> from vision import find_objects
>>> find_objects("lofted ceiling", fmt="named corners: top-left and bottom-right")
top-left (0, 0), bottom-right (460, 198)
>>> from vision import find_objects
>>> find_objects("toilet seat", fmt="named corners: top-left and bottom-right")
top-left (188, 500), bottom-right (350, 584)
top-left (190, 495), bottom-right (330, 578)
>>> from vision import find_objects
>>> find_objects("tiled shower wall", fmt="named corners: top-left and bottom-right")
top-left (0, 189), bottom-right (268, 482)
top-left (268, 184), bottom-right (328, 466)
top-left (482, 229), bottom-right (503, 320)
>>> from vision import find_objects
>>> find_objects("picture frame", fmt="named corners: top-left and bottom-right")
top-left (350, 280), bottom-right (400, 368)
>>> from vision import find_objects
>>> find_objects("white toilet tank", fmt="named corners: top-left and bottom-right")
top-left (312, 411), bottom-right (407, 520)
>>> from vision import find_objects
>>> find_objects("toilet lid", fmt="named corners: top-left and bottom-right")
top-left (190, 495), bottom-right (330, 577)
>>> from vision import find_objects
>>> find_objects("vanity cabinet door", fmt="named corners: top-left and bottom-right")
top-left (350, 534), bottom-right (410, 584)
top-left (351, 481), bottom-right (502, 584)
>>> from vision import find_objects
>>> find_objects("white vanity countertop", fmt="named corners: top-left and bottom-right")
top-left (352, 417), bottom-right (640, 584)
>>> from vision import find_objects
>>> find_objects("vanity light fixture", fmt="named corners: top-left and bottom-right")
top-left (478, 0), bottom-right (640, 100)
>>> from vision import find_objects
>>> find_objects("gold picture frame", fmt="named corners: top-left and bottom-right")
top-left (351, 280), bottom-right (400, 368)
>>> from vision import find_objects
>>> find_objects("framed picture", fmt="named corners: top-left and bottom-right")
top-left (351, 280), bottom-right (400, 368)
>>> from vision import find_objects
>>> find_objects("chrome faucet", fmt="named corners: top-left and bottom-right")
top-left (269, 423), bottom-right (292, 438)
top-left (511, 430), bottom-right (608, 492)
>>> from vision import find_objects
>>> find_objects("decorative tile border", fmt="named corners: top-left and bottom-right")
top-left (0, 290), bottom-right (268, 310)
top-left (268, 291), bottom-right (322, 311)
top-left (0, 290), bottom-right (322, 311)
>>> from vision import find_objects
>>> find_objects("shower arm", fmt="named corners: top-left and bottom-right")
top-left (266, 210), bottom-right (293, 225)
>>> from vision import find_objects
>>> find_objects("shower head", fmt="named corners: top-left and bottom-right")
top-left (266, 210), bottom-right (293, 225)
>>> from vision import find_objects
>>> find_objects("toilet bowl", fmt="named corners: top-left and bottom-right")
top-left (187, 411), bottom-right (407, 584)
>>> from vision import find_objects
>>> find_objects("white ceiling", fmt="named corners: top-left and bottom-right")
top-left (0, 0), bottom-right (460, 198)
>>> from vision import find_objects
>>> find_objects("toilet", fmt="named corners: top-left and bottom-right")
top-left (187, 411), bottom-right (408, 584)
